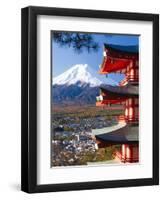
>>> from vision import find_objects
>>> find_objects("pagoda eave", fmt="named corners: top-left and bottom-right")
top-left (99, 59), bottom-right (130, 74)
top-left (92, 123), bottom-right (139, 144)
top-left (96, 137), bottom-right (138, 145)
top-left (104, 44), bottom-right (139, 56)
top-left (100, 84), bottom-right (139, 97)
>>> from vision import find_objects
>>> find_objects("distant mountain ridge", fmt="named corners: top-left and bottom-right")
top-left (52, 64), bottom-right (117, 105)
top-left (52, 83), bottom-right (99, 105)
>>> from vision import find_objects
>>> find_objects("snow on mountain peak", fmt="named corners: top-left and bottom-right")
top-left (53, 64), bottom-right (117, 87)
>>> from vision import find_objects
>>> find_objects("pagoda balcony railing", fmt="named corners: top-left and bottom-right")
top-left (121, 156), bottom-right (139, 163)
top-left (116, 115), bottom-right (139, 123)
top-left (96, 101), bottom-right (106, 107)
top-left (125, 115), bottom-right (139, 123)
top-left (96, 99), bottom-right (126, 107)
top-left (119, 75), bottom-right (139, 86)
top-left (117, 115), bottom-right (126, 123)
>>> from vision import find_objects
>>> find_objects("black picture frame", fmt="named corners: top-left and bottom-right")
top-left (21, 6), bottom-right (159, 193)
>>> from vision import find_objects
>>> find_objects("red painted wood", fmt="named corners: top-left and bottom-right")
top-left (95, 44), bottom-right (139, 164)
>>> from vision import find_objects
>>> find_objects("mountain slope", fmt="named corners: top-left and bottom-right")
top-left (52, 64), bottom-right (118, 105)
top-left (52, 84), bottom-right (99, 105)
top-left (53, 64), bottom-right (117, 87)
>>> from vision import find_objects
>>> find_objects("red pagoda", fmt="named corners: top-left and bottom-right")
top-left (92, 44), bottom-right (139, 163)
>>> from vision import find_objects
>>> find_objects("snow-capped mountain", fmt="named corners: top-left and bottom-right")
top-left (53, 64), bottom-right (117, 87)
top-left (52, 64), bottom-right (117, 105)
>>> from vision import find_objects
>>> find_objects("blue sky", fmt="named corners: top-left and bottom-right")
top-left (52, 32), bottom-right (139, 83)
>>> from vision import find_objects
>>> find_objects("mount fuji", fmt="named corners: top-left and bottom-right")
top-left (52, 64), bottom-right (117, 105)
top-left (53, 64), bottom-right (117, 87)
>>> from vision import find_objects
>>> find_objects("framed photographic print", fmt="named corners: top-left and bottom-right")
top-left (21, 6), bottom-right (159, 193)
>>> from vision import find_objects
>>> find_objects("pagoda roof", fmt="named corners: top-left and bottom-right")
top-left (92, 122), bottom-right (138, 144)
top-left (99, 57), bottom-right (130, 74)
top-left (104, 43), bottom-right (138, 54)
top-left (100, 84), bottom-right (138, 98)
top-left (99, 43), bottom-right (139, 74)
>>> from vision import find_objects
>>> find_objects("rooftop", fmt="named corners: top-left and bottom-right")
top-left (92, 122), bottom-right (139, 144)
top-left (100, 83), bottom-right (139, 97)
top-left (104, 43), bottom-right (139, 54)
